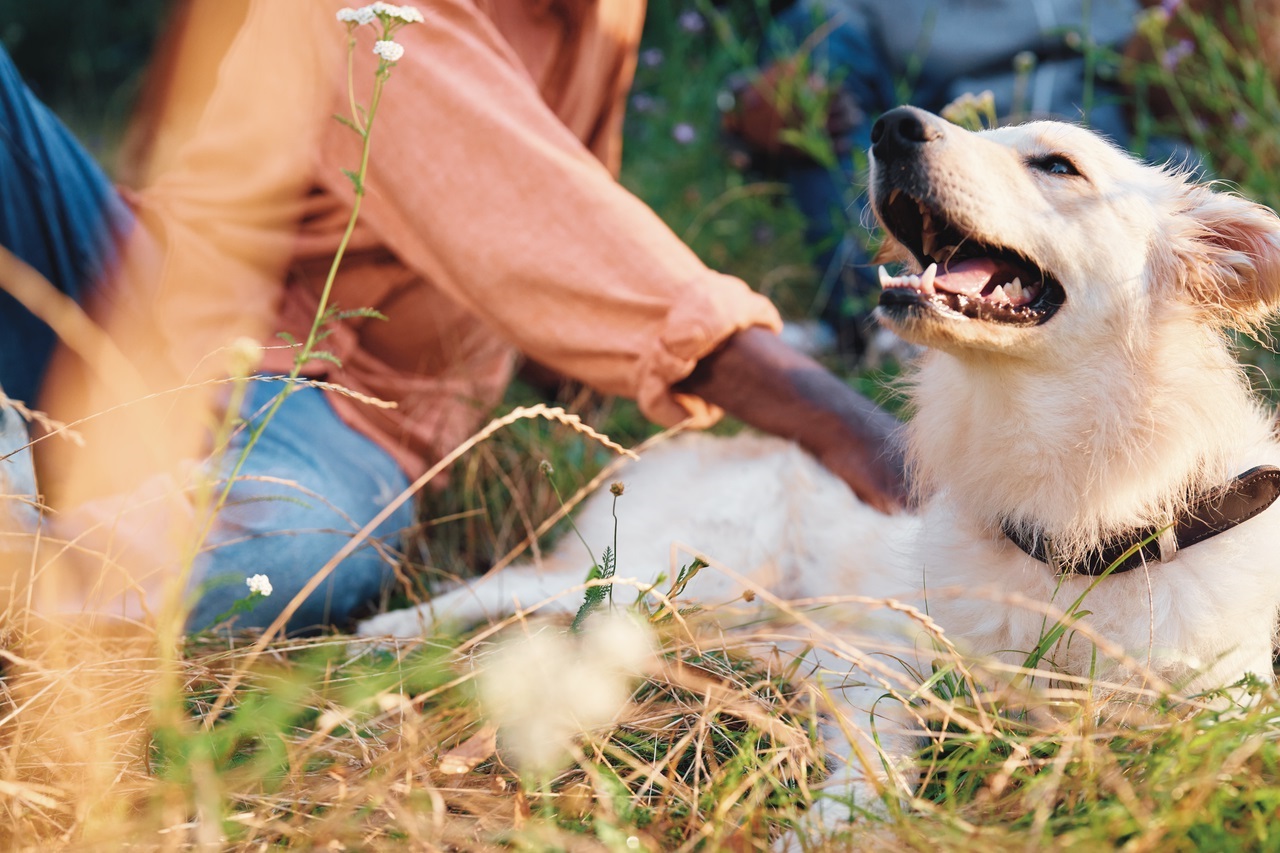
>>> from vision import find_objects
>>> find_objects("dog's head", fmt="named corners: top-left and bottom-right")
top-left (868, 106), bottom-right (1280, 356)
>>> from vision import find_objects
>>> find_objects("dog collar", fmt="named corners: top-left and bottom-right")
top-left (1002, 465), bottom-right (1280, 576)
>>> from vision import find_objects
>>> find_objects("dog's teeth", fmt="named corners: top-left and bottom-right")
top-left (1007, 277), bottom-right (1023, 302)
top-left (991, 284), bottom-right (1008, 303)
top-left (878, 265), bottom-right (893, 289)
top-left (922, 229), bottom-right (936, 257)
top-left (920, 263), bottom-right (937, 294)
top-left (888, 189), bottom-right (901, 205)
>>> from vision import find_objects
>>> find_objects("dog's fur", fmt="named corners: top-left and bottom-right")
top-left (360, 108), bottom-right (1280, 816)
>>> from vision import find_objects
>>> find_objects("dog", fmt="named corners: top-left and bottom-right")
top-left (359, 106), bottom-right (1280, 820)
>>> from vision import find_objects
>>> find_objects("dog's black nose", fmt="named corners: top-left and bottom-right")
top-left (871, 106), bottom-right (945, 162)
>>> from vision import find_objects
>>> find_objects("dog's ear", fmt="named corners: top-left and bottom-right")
top-left (1171, 187), bottom-right (1280, 329)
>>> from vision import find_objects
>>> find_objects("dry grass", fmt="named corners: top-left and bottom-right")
top-left (3, 331), bottom-right (1279, 851)
top-left (9, 560), bottom-right (1280, 852)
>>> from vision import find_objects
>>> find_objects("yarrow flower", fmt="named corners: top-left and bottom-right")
top-left (246, 574), bottom-right (273, 597)
top-left (338, 3), bottom-right (424, 27)
top-left (373, 40), bottom-right (406, 63)
top-left (337, 6), bottom-right (377, 25)
top-left (370, 2), bottom-right (423, 23)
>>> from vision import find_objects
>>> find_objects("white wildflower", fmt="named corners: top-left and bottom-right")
top-left (370, 2), bottom-right (422, 23)
top-left (339, 3), bottom-right (422, 26)
top-left (337, 6), bottom-right (376, 25)
top-left (478, 614), bottom-right (653, 774)
top-left (373, 40), bottom-right (405, 63)
top-left (391, 4), bottom-right (424, 23)
top-left (246, 574), bottom-right (273, 597)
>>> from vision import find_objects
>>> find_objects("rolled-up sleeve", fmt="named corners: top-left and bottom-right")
top-left (315, 0), bottom-right (782, 429)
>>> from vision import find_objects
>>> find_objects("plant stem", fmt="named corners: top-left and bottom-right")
top-left (181, 63), bottom-right (390, 593)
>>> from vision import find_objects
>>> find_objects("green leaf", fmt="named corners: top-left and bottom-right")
top-left (332, 307), bottom-right (389, 322)
top-left (305, 350), bottom-right (344, 368)
top-left (332, 113), bottom-right (361, 134)
top-left (571, 563), bottom-right (610, 632)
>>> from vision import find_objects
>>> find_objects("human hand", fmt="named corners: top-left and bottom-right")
top-left (677, 327), bottom-right (911, 516)
top-left (810, 429), bottom-right (909, 515)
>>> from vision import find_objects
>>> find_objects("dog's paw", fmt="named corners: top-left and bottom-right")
top-left (356, 604), bottom-right (438, 639)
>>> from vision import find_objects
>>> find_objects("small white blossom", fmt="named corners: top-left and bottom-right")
top-left (373, 40), bottom-right (405, 62)
top-left (337, 6), bottom-right (376, 25)
top-left (246, 574), bottom-right (273, 597)
top-left (339, 3), bottom-right (422, 26)
top-left (370, 2), bottom-right (423, 23)
top-left (392, 4), bottom-right (424, 23)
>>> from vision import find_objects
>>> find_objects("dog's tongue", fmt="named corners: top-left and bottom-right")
top-left (933, 258), bottom-right (998, 296)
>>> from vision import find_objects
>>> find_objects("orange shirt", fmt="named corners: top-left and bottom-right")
top-left (42, 0), bottom-right (781, 496)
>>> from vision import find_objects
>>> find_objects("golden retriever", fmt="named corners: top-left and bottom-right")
top-left (360, 106), bottom-right (1280, 820)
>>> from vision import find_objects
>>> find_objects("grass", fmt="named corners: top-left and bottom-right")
top-left (7, 0), bottom-right (1280, 850)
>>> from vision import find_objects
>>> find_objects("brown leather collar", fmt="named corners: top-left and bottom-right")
top-left (1002, 465), bottom-right (1280, 576)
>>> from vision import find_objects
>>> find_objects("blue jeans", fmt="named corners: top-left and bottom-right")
top-left (187, 380), bottom-right (413, 633)
top-left (0, 46), bottom-right (412, 633)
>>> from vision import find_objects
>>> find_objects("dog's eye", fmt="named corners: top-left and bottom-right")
top-left (1029, 154), bottom-right (1081, 177)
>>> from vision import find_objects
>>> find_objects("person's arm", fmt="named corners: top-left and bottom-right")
top-left (678, 326), bottom-right (909, 514)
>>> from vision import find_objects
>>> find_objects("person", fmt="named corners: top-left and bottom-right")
top-left (0, 0), bottom-right (907, 636)
top-left (723, 0), bottom-right (1162, 356)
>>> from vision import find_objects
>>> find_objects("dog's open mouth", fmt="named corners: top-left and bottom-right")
top-left (876, 189), bottom-right (1064, 326)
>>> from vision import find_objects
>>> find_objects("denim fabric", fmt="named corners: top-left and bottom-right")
top-left (0, 402), bottom-right (39, 556)
top-left (0, 45), bottom-right (412, 633)
top-left (0, 46), bottom-right (130, 405)
top-left (187, 381), bottom-right (414, 634)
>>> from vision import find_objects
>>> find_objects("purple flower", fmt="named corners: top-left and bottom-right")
top-left (1160, 0), bottom-right (1183, 15)
top-left (630, 92), bottom-right (658, 114)
top-left (1161, 38), bottom-right (1195, 71)
top-left (1233, 111), bottom-right (1249, 130)
top-left (678, 10), bottom-right (706, 34)
top-left (640, 48), bottom-right (664, 68)
top-left (672, 122), bottom-right (696, 144)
